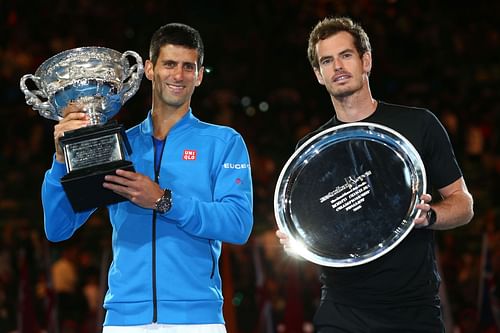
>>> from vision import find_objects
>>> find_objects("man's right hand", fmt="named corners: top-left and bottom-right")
top-left (53, 103), bottom-right (89, 163)
top-left (276, 229), bottom-right (303, 258)
top-left (276, 229), bottom-right (292, 250)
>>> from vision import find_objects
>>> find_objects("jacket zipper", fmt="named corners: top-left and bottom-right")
top-left (152, 205), bottom-right (158, 323)
top-left (152, 137), bottom-right (166, 323)
top-left (209, 240), bottom-right (216, 279)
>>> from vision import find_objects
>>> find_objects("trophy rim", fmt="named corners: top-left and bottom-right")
top-left (34, 46), bottom-right (124, 77)
top-left (274, 122), bottom-right (427, 267)
top-left (21, 46), bottom-right (144, 122)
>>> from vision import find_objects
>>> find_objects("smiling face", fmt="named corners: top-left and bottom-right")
top-left (313, 31), bottom-right (372, 99)
top-left (145, 44), bottom-right (204, 112)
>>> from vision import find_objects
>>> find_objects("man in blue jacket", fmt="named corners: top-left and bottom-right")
top-left (42, 23), bottom-right (253, 332)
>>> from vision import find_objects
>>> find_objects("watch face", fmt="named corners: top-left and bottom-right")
top-left (156, 189), bottom-right (172, 213)
top-left (274, 122), bottom-right (426, 267)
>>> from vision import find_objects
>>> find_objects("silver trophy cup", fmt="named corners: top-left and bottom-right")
top-left (20, 46), bottom-right (144, 211)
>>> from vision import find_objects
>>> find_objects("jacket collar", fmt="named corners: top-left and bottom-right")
top-left (140, 108), bottom-right (198, 136)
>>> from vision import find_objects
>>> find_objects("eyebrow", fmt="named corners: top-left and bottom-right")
top-left (339, 48), bottom-right (355, 55)
top-left (319, 48), bottom-right (357, 62)
top-left (160, 59), bottom-right (196, 66)
top-left (319, 55), bottom-right (333, 63)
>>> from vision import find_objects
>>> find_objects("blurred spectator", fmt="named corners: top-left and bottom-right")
top-left (51, 244), bottom-right (86, 331)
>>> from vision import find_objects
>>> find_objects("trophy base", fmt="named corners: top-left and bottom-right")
top-left (61, 160), bottom-right (134, 212)
top-left (60, 121), bottom-right (132, 172)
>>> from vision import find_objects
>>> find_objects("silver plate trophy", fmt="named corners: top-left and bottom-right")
top-left (274, 122), bottom-right (426, 267)
top-left (20, 46), bottom-right (144, 211)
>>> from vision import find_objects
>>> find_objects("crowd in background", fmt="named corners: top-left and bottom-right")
top-left (0, 0), bottom-right (499, 332)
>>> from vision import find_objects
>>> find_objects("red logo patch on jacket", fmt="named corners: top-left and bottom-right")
top-left (183, 149), bottom-right (197, 160)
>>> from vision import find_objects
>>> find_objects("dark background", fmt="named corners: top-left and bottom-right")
top-left (1, 1), bottom-right (499, 332)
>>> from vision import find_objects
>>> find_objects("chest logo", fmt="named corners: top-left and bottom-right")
top-left (183, 149), bottom-right (197, 160)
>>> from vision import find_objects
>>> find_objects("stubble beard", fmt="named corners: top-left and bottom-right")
top-left (328, 79), bottom-right (364, 100)
top-left (157, 83), bottom-right (187, 109)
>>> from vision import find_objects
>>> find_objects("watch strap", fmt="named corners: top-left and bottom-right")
top-left (425, 207), bottom-right (437, 228)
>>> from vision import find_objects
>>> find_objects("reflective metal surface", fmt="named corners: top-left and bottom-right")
top-left (274, 122), bottom-right (426, 267)
top-left (19, 47), bottom-right (142, 211)
top-left (19, 46), bottom-right (144, 123)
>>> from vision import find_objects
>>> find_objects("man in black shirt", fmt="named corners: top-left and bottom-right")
top-left (276, 17), bottom-right (474, 332)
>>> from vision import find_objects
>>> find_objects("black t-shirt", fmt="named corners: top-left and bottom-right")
top-left (298, 101), bottom-right (462, 308)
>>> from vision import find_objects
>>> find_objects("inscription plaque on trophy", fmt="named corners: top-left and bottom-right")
top-left (274, 122), bottom-right (426, 267)
top-left (20, 46), bottom-right (144, 211)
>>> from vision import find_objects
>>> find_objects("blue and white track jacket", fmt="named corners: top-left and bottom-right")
top-left (42, 109), bottom-right (253, 326)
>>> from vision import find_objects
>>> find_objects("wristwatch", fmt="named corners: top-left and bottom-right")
top-left (155, 188), bottom-right (172, 214)
top-left (425, 207), bottom-right (437, 228)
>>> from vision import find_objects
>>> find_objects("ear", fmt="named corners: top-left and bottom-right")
top-left (314, 67), bottom-right (325, 86)
top-left (362, 52), bottom-right (372, 75)
top-left (144, 60), bottom-right (154, 81)
top-left (195, 66), bottom-right (204, 87)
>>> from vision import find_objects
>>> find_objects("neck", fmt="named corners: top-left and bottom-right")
top-left (151, 105), bottom-right (189, 139)
top-left (331, 86), bottom-right (377, 122)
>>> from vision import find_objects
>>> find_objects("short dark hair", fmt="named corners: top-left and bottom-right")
top-left (149, 23), bottom-right (204, 67)
top-left (307, 17), bottom-right (371, 69)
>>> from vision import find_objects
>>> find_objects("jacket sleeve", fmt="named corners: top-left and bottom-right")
top-left (41, 156), bottom-right (94, 242)
top-left (162, 133), bottom-right (253, 245)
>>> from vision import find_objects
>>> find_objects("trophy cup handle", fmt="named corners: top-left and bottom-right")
top-left (19, 74), bottom-right (59, 120)
top-left (121, 50), bottom-right (144, 103)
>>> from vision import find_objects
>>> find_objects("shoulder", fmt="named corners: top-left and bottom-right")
top-left (296, 117), bottom-right (337, 149)
top-left (378, 101), bottom-right (435, 119)
top-left (125, 115), bottom-right (150, 139)
top-left (126, 122), bottom-right (142, 136)
top-left (375, 101), bottom-right (441, 131)
top-left (191, 120), bottom-right (243, 143)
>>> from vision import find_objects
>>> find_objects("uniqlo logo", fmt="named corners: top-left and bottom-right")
top-left (183, 149), bottom-right (197, 160)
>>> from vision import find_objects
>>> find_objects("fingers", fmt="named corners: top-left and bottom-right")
top-left (103, 170), bottom-right (143, 188)
top-left (53, 105), bottom-right (89, 162)
top-left (414, 193), bottom-right (433, 228)
top-left (103, 170), bottom-right (147, 191)
top-left (104, 171), bottom-right (137, 188)
top-left (54, 114), bottom-right (88, 140)
top-left (62, 102), bottom-right (85, 117)
top-left (420, 193), bottom-right (432, 203)
top-left (56, 112), bottom-right (88, 131)
top-left (102, 171), bottom-right (163, 209)
top-left (102, 171), bottom-right (140, 202)
top-left (275, 229), bottom-right (289, 246)
top-left (275, 229), bottom-right (287, 239)
top-left (114, 168), bottom-right (138, 180)
top-left (102, 181), bottom-right (130, 198)
top-left (57, 103), bottom-right (89, 129)
top-left (413, 214), bottom-right (428, 228)
top-left (275, 230), bottom-right (302, 257)
top-left (415, 193), bottom-right (432, 212)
